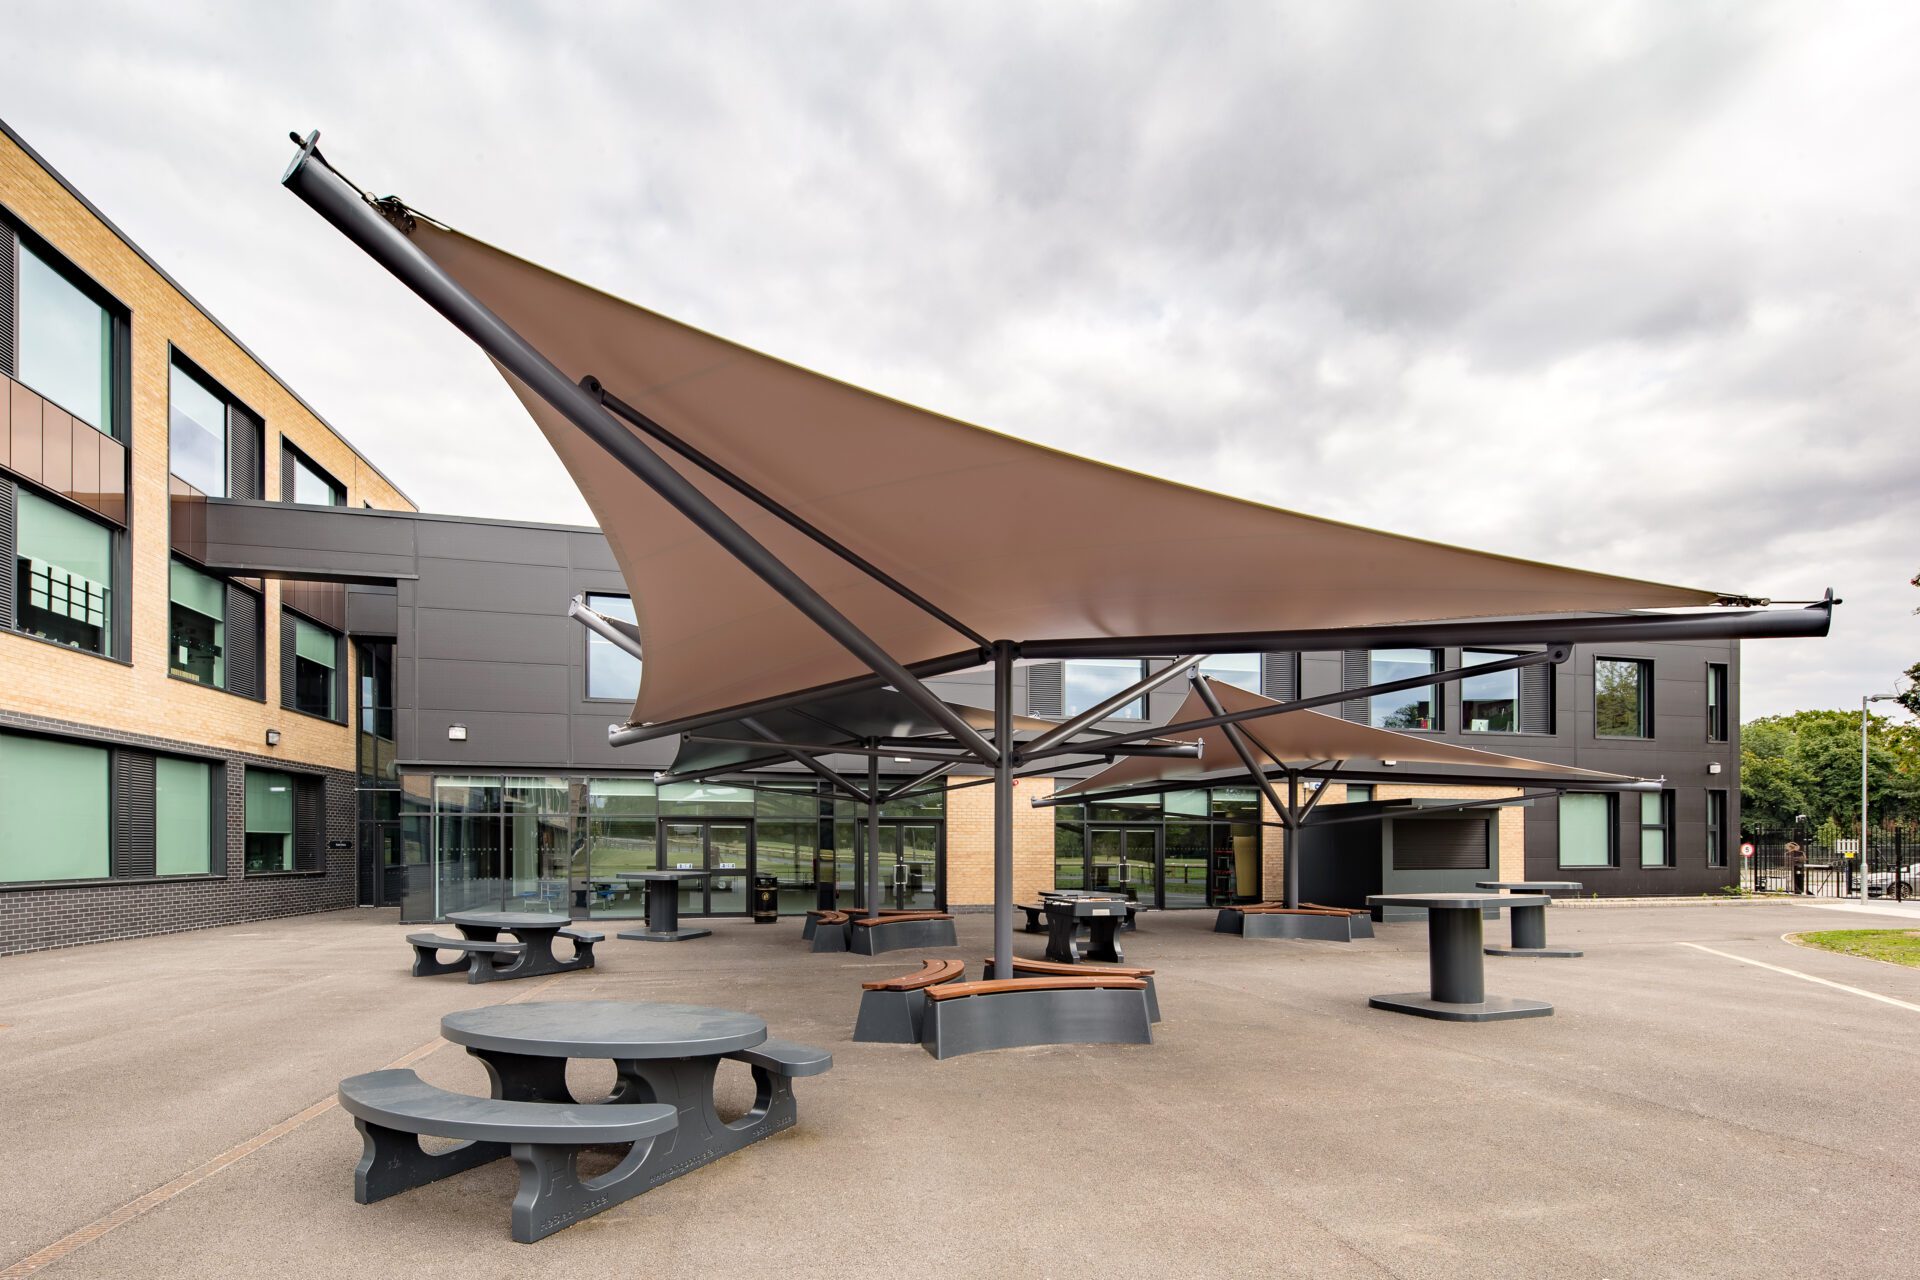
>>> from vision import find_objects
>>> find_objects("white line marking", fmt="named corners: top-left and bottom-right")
top-left (1677, 941), bottom-right (1920, 1014)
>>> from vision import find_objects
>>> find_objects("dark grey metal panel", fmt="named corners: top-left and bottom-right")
top-left (412, 557), bottom-right (575, 615)
top-left (1341, 650), bottom-right (1370, 723)
top-left (345, 584), bottom-right (398, 635)
top-left (1261, 652), bottom-right (1299, 702)
top-left (1027, 661), bottom-right (1063, 718)
top-left (411, 711), bottom-right (573, 765)
top-left (417, 657), bottom-right (572, 713)
top-left (1520, 660), bottom-right (1554, 734)
top-left (413, 607), bottom-right (576, 664)
top-left (0, 480), bottom-right (14, 626)
top-left (227, 406), bottom-right (263, 501)
top-left (279, 611), bottom-right (296, 710)
top-left (414, 516), bottom-right (569, 567)
top-left (566, 530), bottom-right (621, 571)
top-left (112, 750), bottom-right (156, 877)
top-left (225, 582), bottom-right (262, 699)
top-left (198, 500), bottom-right (418, 582)
top-left (567, 715), bottom-right (677, 771)
top-left (1392, 817), bottom-right (1490, 871)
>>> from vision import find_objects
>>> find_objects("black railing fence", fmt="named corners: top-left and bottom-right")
top-left (1741, 826), bottom-right (1919, 899)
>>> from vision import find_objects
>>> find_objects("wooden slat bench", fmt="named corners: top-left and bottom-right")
top-left (407, 932), bottom-right (526, 981)
top-left (847, 911), bottom-right (958, 956)
top-left (919, 974), bottom-right (1153, 1059)
top-left (853, 957), bottom-right (968, 1043)
top-left (983, 956), bottom-right (1161, 1022)
top-left (809, 909), bottom-right (851, 953)
top-left (1215, 903), bottom-right (1371, 942)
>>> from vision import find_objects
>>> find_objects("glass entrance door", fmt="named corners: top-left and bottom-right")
top-left (1089, 826), bottom-right (1158, 906)
top-left (662, 821), bottom-right (754, 916)
top-left (854, 821), bottom-right (944, 911)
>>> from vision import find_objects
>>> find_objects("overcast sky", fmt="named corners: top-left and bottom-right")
top-left (6, 1), bottom-right (1913, 719)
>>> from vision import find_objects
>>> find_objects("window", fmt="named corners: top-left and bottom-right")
top-left (284, 443), bottom-right (344, 506)
top-left (1706, 663), bottom-right (1729, 743)
top-left (1343, 784), bottom-right (1375, 804)
top-left (1369, 649), bottom-right (1440, 730)
top-left (169, 560), bottom-right (225, 687)
top-left (1595, 658), bottom-right (1652, 738)
top-left (14, 488), bottom-right (114, 655)
top-left (1461, 650), bottom-right (1518, 732)
top-left (1063, 659), bottom-right (1148, 719)
top-left (291, 616), bottom-right (339, 718)
top-left (155, 756), bottom-right (216, 876)
top-left (0, 731), bottom-right (110, 882)
top-left (1200, 653), bottom-right (1261, 693)
top-left (585, 593), bottom-right (642, 700)
top-left (1639, 791), bottom-right (1673, 868)
top-left (16, 241), bottom-right (115, 436)
top-left (1559, 792), bottom-right (1614, 868)
top-left (245, 768), bottom-right (295, 872)
top-left (1706, 790), bottom-right (1728, 867)
top-left (168, 359), bottom-right (226, 494)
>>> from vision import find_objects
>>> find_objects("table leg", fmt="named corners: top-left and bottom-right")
top-left (618, 879), bottom-right (714, 941)
top-left (1484, 894), bottom-right (1583, 958)
top-left (1369, 905), bottom-right (1554, 1022)
top-left (470, 1047), bottom-right (575, 1103)
top-left (455, 923), bottom-right (501, 942)
top-left (610, 1054), bottom-right (797, 1190)
top-left (1085, 916), bottom-right (1124, 964)
top-left (1044, 910), bottom-right (1080, 964)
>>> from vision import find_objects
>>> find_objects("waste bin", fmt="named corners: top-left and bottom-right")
top-left (752, 875), bottom-right (779, 923)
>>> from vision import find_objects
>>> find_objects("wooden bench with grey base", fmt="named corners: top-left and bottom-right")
top-left (920, 975), bottom-right (1152, 1059)
top-left (848, 910), bottom-right (958, 955)
top-left (406, 932), bottom-right (527, 981)
top-left (984, 956), bottom-right (1161, 1022)
top-left (337, 1068), bottom-right (679, 1243)
top-left (809, 909), bottom-right (851, 953)
top-left (1215, 903), bottom-right (1369, 942)
top-left (853, 957), bottom-right (966, 1043)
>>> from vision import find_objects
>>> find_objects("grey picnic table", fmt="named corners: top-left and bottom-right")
top-left (1365, 892), bottom-right (1554, 1023)
top-left (615, 869), bottom-right (717, 941)
top-left (1475, 880), bottom-right (1584, 957)
top-left (443, 910), bottom-right (591, 978)
top-left (1043, 896), bottom-right (1128, 964)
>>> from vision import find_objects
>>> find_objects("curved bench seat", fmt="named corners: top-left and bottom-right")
top-left (854, 958), bottom-right (967, 1044)
top-left (809, 910), bottom-right (851, 953)
top-left (847, 912), bottom-right (958, 956)
top-left (1215, 905), bottom-right (1371, 942)
top-left (983, 956), bottom-right (1160, 1022)
top-left (406, 932), bottom-right (527, 981)
top-left (920, 975), bottom-right (1154, 1059)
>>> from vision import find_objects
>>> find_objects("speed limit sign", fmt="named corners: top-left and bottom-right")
top-left (1739, 842), bottom-right (1755, 858)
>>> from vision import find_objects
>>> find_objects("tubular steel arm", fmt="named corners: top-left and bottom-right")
top-left (1016, 655), bottom-right (1205, 760)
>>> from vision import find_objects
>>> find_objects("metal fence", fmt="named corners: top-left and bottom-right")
top-left (1741, 827), bottom-right (1919, 900)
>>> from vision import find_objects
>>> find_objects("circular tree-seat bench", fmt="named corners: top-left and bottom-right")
top-left (919, 975), bottom-right (1152, 1059)
top-left (809, 910), bottom-right (851, 953)
top-left (848, 910), bottom-right (958, 956)
top-left (983, 956), bottom-right (1160, 1022)
top-left (1214, 904), bottom-right (1369, 943)
top-left (406, 932), bottom-right (527, 982)
top-left (853, 957), bottom-right (967, 1043)
top-left (337, 1068), bottom-right (679, 1244)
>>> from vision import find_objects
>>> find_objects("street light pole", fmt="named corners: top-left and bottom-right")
top-left (1863, 693), bottom-right (1897, 904)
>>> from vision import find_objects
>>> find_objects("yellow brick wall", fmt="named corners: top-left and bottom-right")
top-left (944, 775), bottom-right (1057, 906)
top-left (1, 130), bottom-right (413, 771)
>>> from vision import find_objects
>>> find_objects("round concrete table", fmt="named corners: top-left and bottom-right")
top-left (1365, 892), bottom-right (1553, 1022)
top-left (443, 910), bottom-right (587, 976)
top-left (615, 870), bottom-right (716, 942)
top-left (1475, 880), bottom-right (1584, 957)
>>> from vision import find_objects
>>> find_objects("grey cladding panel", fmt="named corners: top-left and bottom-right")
top-left (570, 715), bottom-right (677, 770)
top-left (414, 518), bottom-right (569, 567)
top-left (1341, 651), bottom-right (1370, 723)
top-left (414, 607), bottom-right (576, 664)
top-left (415, 711), bottom-right (573, 764)
top-left (567, 531), bottom-right (621, 571)
top-left (346, 585), bottom-right (399, 635)
top-left (1027, 662), bottom-right (1064, 718)
top-left (1261, 652), bottom-right (1300, 702)
top-left (112, 750), bottom-right (157, 878)
top-left (416, 657), bottom-right (573, 713)
top-left (412, 556), bottom-right (576, 615)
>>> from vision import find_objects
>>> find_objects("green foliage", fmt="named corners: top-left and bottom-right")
top-left (1790, 929), bottom-right (1920, 968)
top-left (1739, 709), bottom-right (1920, 830)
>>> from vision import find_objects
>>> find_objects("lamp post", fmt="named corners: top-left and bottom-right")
top-left (1862, 694), bottom-right (1898, 904)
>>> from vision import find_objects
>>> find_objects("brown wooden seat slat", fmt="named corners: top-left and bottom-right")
top-left (1299, 902), bottom-right (1372, 916)
top-left (815, 910), bottom-right (850, 925)
top-left (924, 976), bottom-right (1147, 1002)
top-left (1237, 905), bottom-right (1349, 916)
top-left (851, 911), bottom-right (953, 927)
top-left (984, 956), bottom-right (1156, 979)
top-left (861, 957), bottom-right (967, 992)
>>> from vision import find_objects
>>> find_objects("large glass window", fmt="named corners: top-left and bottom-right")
top-left (155, 756), bottom-right (215, 876)
top-left (168, 359), bottom-right (228, 495)
top-left (286, 445), bottom-right (345, 505)
top-left (1200, 653), bottom-right (1261, 693)
top-left (169, 560), bottom-right (225, 687)
top-left (1063, 659), bottom-right (1148, 719)
top-left (1559, 792), bottom-right (1614, 868)
top-left (292, 616), bottom-right (338, 718)
top-left (17, 242), bottom-right (114, 436)
top-left (1461, 650), bottom-right (1518, 732)
top-left (1706, 663), bottom-right (1729, 743)
top-left (1639, 791), bottom-right (1672, 868)
top-left (585, 593), bottom-right (642, 700)
top-left (1369, 649), bottom-right (1440, 730)
top-left (0, 732), bottom-right (110, 882)
top-left (1595, 658), bottom-right (1652, 738)
top-left (1706, 790), bottom-right (1728, 868)
top-left (244, 769), bottom-right (295, 872)
top-left (14, 489), bottom-right (113, 656)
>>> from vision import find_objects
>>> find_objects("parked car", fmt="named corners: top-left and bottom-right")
top-left (1865, 863), bottom-right (1920, 899)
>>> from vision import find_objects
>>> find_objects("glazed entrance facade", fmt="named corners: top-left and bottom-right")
top-left (1052, 786), bottom-right (1265, 909)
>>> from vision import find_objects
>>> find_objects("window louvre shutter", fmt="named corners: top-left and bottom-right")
top-left (0, 222), bottom-right (16, 377)
top-left (293, 774), bottom-right (324, 871)
top-left (112, 750), bottom-right (157, 877)
top-left (1520, 661), bottom-right (1554, 734)
top-left (228, 406), bottom-right (263, 501)
top-left (0, 481), bottom-right (15, 627)
top-left (279, 610), bottom-right (296, 709)
top-left (1260, 652), bottom-right (1299, 702)
top-left (1027, 661), bottom-right (1064, 718)
top-left (1341, 650), bottom-right (1370, 723)
top-left (279, 442), bottom-right (294, 504)
top-left (1390, 817), bottom-right (1490, 871)
top-left (225, 582), bottom-right (262, 699)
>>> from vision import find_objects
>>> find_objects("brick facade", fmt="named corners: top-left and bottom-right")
top-left (943, 775), bottom-right (1057, 908)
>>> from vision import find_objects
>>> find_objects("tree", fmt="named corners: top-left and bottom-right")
top-left (1740, 709), bottom-right (1920, 831)
top-left (1902, 569), bottom-right (1920, 719)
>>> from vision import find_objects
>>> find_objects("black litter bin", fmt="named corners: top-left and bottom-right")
top-left (752, 875), bottom-right (779, 923)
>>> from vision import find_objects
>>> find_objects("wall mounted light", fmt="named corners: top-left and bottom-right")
top-left (448, 724), bottom-right (469, 742)
top-left (1708, 762), bottom-right (1722, 775)
top-left (264, 729), bottom-right (281, 747)
top-left (1381, 759), bottom-right (1397, 767)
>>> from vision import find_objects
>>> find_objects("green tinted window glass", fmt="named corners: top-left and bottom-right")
top-left (0, 732), bottom-right (110, 882)
top-left (660, 783), bottom-right (754, 817)
top-left (757, 783), bottom-right (819, 820)
top-left (169, 560), bottom-right (225, 687)
top-left (156, 756), bottom-right (214, 876)
top-left (294, 617), bottom-right (337, 667)
top-left (1164, 789), bottom-right (1209, 817)
top-left (245, 768), bottom-right (295, 872)
top-left (1559, 793), bottom-right (1611, 868)
top-left (589, 778), bottom-right (656, 816)
top-left (15, 489), bottom-right (113, 655)
top-left (1211, 787), bottom-right (1259, 821)
top-left (17, 243), bottom-right (113, 435)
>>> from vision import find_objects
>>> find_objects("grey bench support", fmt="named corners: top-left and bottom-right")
top-left (337, 1068), bottom-right (678, 1244)
top-left (809, 910), bottom-right (850, 953)
top-left (1214, 907), bottom-right (1370, 942)
top-left (846, 914), bottom-right (958, 955)
top-left (921, 979), bottom-right (1153, 1059)
top-left (406, 932), bottom-right (527, 981)
top-left (854, 958), bottom-right (965, 1044)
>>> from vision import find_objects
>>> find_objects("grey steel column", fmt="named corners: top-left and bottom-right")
top-left (1428, 908), bottom-right (1486, 1004)
top-left (1285, 772), bottom-right (1301, 909)
top-left (867, 746), bottom-right (882, 919)
top-left (992, 641), bottom-right (1015, 980)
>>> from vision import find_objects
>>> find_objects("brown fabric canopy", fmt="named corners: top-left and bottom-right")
top-left (406, 221), bottom-right (1726, 731)
top-left (1056, 680), bottom-right (1638, 797)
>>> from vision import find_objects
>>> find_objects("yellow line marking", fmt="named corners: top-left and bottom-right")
top-left (1677, 941), bottom-right (1920, 1014)
top-left (0, 973), bottom-right (567, 1278)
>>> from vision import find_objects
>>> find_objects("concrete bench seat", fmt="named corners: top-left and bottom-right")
top-left (920, 975), bottom-right (1153, 1059)
top-left (406, 932), bottom-right (527, 981)
top-left (848, 911), bottom-right (958, 956)
top-left (338, 1068), bottom-right (679, 1244)
top-left (984, 956), bottom-right (1161, 1022)
top-left (728, 1038), bottom-right (835, 1078)
top-left (854, 958), bottom-right (967, 1043)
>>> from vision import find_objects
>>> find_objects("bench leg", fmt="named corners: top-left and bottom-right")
top-left (558, 935), bottom-right (596, 969)
top-left (352, 1119), bottom-right (506, 1204)
top-left (410, 944), bottom-right (468, 978)
top-left (508, 1136), bottom-right (662, 1244)
top-left (465, 950), bottom-right (520, 983)
top-left (605, 1056), bottom-right (798, 1192)
top-left (852, 989), bottom-right (927, 1044)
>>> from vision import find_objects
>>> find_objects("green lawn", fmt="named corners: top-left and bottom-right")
top-left (1790, 929), bottom-right (1920, 967)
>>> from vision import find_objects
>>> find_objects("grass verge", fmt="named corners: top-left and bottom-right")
top-left (1788, 929), bottom-right (1920, 967)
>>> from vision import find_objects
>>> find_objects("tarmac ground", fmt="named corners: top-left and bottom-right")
top-left (4, 899), bottom-right (1919, 1278)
